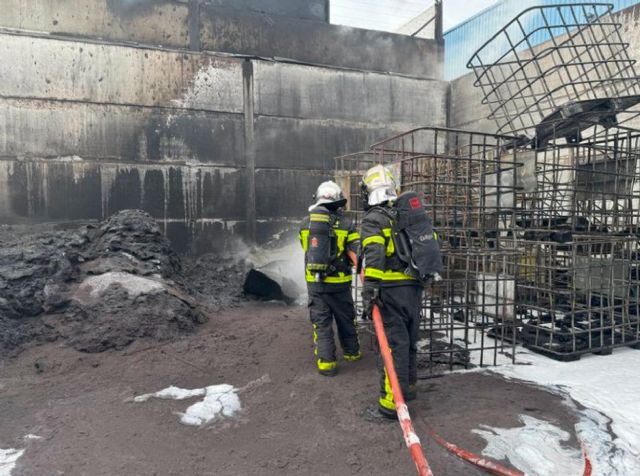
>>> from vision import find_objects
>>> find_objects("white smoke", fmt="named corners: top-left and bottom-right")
top-left (245, 235), bottom-right (307, 303)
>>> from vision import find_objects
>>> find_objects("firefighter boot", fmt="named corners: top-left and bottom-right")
top-left (317, 359), bottom-right (338, 377)
top-left (343, 351), bottom-right (362, 362)
top-left (377, 399), bottom-right (398, 420)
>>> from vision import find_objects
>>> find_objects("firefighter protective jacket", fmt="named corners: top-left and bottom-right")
top-left (299, 207), bottom-right (360, 292)
top-left (360, 206), bottom-right (419, 286)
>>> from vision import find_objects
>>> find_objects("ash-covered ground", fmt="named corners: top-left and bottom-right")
top-left (1, 213), bottom-right (632, 476)
top-left (0, 210), bottom-right (247, 356)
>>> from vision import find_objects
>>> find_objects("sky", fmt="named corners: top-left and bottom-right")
top-left (442, 0), bottom-right (499, 31)
top-left (330, 0), bottom-right (500, 33)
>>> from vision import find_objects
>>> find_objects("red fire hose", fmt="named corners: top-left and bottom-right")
top-left (424, 426), bottom-right (592, 476)
top-left (371, 303), bottom-right (593, 476)
top-left (422, 424), bottom-right (524, 476)
top-left (371, 304), bottom-right (433, 476)
top-left (582, 445), bottom-right (592, 476)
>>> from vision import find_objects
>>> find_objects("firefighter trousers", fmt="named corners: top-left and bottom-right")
top-left (376, 285), bottom-right (423, 411)
top-left (308, 289), bottom-right (360, 367)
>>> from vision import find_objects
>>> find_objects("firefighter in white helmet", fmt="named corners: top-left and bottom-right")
top-left (359, 165), bottom-right (422, 419)
top-left (298, 181), bottom-right (361, 376)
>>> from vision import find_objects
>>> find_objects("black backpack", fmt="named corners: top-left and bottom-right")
top-left (391, 191), bottom-right (443, 282)
top-left (305, 208), bottom-right (338, 280)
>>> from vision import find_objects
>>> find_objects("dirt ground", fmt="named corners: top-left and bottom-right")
top-left (1, 302), bottom-right (584, 476)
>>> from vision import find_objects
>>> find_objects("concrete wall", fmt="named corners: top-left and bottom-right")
top-left (396, 5), bottom-right (437, 39)
top-left (449, 72), bottom-right (495, 134)
top-left (0, 2), bottom-right (447, 253)
top-left (251, 61), bottom-right (447, 236)
top-left (0, 31), bottom-right (249, 253)
top-left (0, 0), bottom-right (441, 78)
top-left (199, 6), bottom-right (442, 78)
top-left (0, 0), bottom-right (328, 50)
top-left (0, 0), bottom-right (192, 48)
top-left (449, 3), bottom-right (640, 135)
top-left (204, 0), bottom-right (329, 22)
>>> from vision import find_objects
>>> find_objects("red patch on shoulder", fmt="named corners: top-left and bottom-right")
top-left (409, 197), bottom-right (422, 209)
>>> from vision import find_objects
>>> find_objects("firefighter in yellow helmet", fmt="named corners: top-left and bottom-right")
top-left (298, 181), bottom-right (361, 376)
top-left (359, 165), bottom-right (422, 419)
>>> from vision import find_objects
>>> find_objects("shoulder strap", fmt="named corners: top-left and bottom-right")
top-left (379, 206), bottom-right (397, 229)
top-left (367, 205), bottom-right (395, 221)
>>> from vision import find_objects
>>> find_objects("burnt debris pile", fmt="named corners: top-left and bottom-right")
top-left (0, 210), bottom-right (212, 355)
top-left (182, 253), bottom-right (246, 310)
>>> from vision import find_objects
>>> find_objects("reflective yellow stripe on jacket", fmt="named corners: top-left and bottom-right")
top-left (362, 235), bottom-right (385, 247)
top-left (299, 229), bottom-right (310, 251)
top-left (363, 227), bottom-right (416, 282)
top-left (300, 214), bottom-right (358, 285)
top-left (309, 213), bottom-right (330, 222)
top-left (305, 270), bottom-right (352, 284)
top-left (335, 229), bottom-right (348, 255)
top-left (382, 227), bottom-right (395, 256)
top-left (364, 268), bottom-right (415, 281)
top-left (362, 229), bottom-right (394, 256)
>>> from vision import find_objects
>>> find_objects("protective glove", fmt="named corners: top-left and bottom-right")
top-left (361, 280), bottom-right (380, 320)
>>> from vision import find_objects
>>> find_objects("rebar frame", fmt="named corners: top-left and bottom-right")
top-left (467, 3), bottom-right (640, 142)
top-left (335, 127), bottom-right (525, 375)
top-left (516, 123), bottom-right (640, 359)
top-left (464, 2), bottom-right (640, 359)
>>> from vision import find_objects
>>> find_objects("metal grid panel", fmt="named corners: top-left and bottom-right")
top-left (467, 3), bottom-right (640, 140)
top-left (516, 124), bottom-right (640, 359)
top-left (444, 0), bottom-right (640, 80)
top-left (335, 127), bottom-right (524, 375)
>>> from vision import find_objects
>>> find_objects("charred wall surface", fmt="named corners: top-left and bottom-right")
top-left (0, 0), bottom-right (446, 253)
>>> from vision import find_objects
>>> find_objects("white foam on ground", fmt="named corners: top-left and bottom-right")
top-left (133, 385), bottom-right (206, 403)
top-left (79, 272), bottom-right (164, 298)
top-left (571, 404), bottom-right (632, 476)
top-left (180, 384), bottom-right (241, 426)
top-left (22, 435), bottom-right (42, 441)
top-left (488, 347), bottom-right (640, 475)
top-left (0, 448), bottom-right (25, 476)
top-left (473, 415), bottom-right (584, 476)
top-left (134, 384), bottom-right (241, 426)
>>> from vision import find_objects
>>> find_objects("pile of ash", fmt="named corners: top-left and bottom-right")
top-left (182, 253), bottom-right (247, 311)
top-left (185, 238), bottom-right (306, 306)
top-left (0, 210), bottom-right (214, 355)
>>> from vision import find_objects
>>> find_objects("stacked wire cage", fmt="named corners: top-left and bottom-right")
top-left (514, 124), bottom-right (640, 359)
top-left (335, 128), bottom-right (525, 375)
top-left (468, 3), bottom-right (640, 359)
top-left (467, 2), bottom-right (640, 142)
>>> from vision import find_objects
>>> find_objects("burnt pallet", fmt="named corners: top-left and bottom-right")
top-left (524, 344), bottom-right (583, 362)
top-left (525, 342), bottom-right (639, 361)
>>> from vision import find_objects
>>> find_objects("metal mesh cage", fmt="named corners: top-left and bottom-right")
top-left (467, 3), bottom-right (640, 144)
top-left (335, 127), bottom-right (525, 374)
top-left (336, 123), bottom-right (640, 363)
top-left (515, 123), bottom-right (640, 359)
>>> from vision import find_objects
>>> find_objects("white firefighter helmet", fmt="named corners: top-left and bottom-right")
top-left (361, 165), bottom-right (398, 206)
top-left (309, 180), bottom-right (347, 211)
